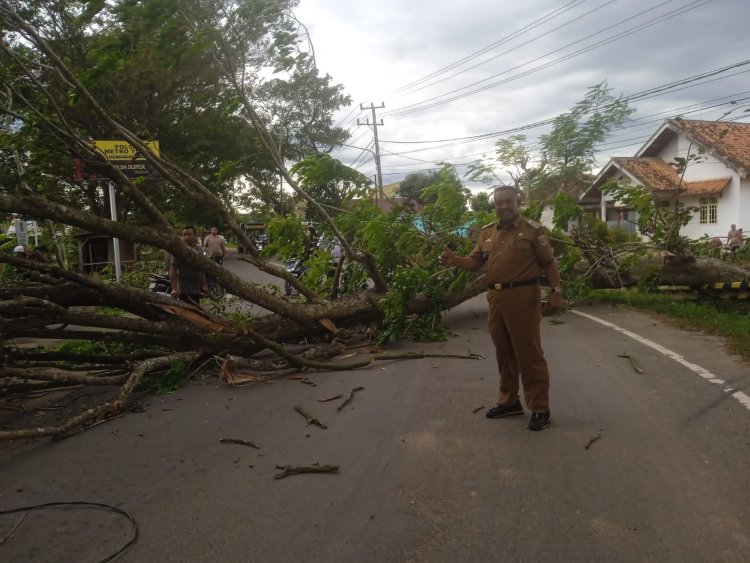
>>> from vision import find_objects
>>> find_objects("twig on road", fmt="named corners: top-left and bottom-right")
top-left (618, 352), bottom-right (644, 374)
top-left (318, 394), bottom-right (343, 402)
top-left (274, 464), bottom-right (339, 480)
top-left (337, 386), bottom-right (364, 411)
top-left (294, 404), bottom-right (328, 429)
top-left (220, 438), bottom-right (260, 449)
top-left (0, 513), bottom-right (27, 546)
top-left (585, 431), bottom-right (603, 450)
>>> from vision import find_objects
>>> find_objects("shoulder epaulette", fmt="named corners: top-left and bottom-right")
top-left (524, 218), bottom-right (542, 229)
top-left (481, 221), bottom-right (497, 230)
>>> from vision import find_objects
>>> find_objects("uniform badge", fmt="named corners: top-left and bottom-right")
top-left (538, 234), bottom-right (548, 246)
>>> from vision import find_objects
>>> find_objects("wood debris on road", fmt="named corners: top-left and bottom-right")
top-left (618, 352), bottom-right (644, 374)
top-left (294, 404), bottom-right (328, 429)
top-left (317, 394), bottom-right (344, 402)
top-left (274, 463), bottom-right (339, 480)
top-left (220, 438), bottom-right (260, 449)
top-left (337, 386), bottom-right (364, 411)
top-left (585, 431), bottom-right (603, 450)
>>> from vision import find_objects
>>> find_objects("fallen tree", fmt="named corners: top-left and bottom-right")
top-left (0, 1), bottom-right (494, 439)
top-left (2, 1), bottom-right (748, 441)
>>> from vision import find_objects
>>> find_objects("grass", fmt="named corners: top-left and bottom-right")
top-left (584, 290), bottom-right (750, 363)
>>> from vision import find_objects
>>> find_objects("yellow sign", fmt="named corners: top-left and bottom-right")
top-left (93, 140), bottom-right (160, 160)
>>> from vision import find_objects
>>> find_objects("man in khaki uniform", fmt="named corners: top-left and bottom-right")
top-left (441, 185), bottom-right (562, 431)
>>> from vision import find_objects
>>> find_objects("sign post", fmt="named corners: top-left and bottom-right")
top-left (14, 219), bottom-right (28, 247)
top-left (75, 140), bottom-right (160, 281)
top-left (108, 181), bottom-right (122, 281)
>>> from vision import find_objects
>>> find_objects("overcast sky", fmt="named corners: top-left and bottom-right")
top-left (294, 0), bottom-right (750, 190)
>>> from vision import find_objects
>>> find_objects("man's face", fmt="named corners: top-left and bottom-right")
top-left (181, 229), bottom-right (197, 245)
top-left (210, 227), bottom-right (218, 236)
top-left (494, 189), bottom-right (520, 223)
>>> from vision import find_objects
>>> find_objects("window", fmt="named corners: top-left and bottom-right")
top-left (699, 198), bottom-right (717, 224)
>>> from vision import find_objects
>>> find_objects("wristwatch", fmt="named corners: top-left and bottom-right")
top-left (551, 286), bottom-right (562, 294)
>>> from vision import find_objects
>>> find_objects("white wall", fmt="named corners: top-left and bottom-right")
top-left (659, 137), bottom-right (744, 240)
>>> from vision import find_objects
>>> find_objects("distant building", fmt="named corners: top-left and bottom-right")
top-left (581, 119), bottom-right (750, 240)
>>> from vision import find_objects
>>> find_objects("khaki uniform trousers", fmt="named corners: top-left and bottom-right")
top-left (486, 284), bottom-right (550, 412)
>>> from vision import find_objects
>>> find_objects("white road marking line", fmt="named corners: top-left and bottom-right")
top-left (571, 309), bottom-right (750, 412)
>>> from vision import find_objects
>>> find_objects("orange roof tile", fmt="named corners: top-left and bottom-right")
top-left (683, 177), bottom-right (731, 196)
top-left (611, 156), bottom-right (682, 191)
top-left (603, 157), bottom-right (730, 196)
top-left (666, 119), bottom-right (750, 175)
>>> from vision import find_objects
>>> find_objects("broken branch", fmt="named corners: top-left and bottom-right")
top-left (220, 438), bottom-right (260, 449)
top-left (317, 394), bottom-right (344, 402)
top-left (0, 513), bottom-right (27, 546)
top-left (337, 386), bottom-right (364, 411)
top-left (585, 431), bottom-right (603, 450)
top-left (618, 352), bottom-right (644, 374)
top-left (274, 463), bottom-right (339, 480)
top-left (294, 404), bottom-right (328, 429)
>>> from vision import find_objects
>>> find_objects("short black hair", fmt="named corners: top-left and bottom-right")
top-left (35, 245), bottom-right (49, 253)
top-left (182, 225), bottom-right (196, 235)
top-left (493, 185), bottom-right (520, 197)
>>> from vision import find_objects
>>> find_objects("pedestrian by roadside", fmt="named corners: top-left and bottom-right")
top-left (203, 226), bottom-right (226, 265)
top-left (170, 226), bottom-right (207, 305)
top-left (728, 226), bottom-right (744, 252)
top-left (440, 185), bottom-right (562, 431)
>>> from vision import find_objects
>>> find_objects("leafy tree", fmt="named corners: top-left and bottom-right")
top-left (469, 190), bottom-right (492, 213)
top-left (289, 153), bottom-right (370, 224)
top-left (419, 164), bottom-right (471, 231)
top-left (0, 0), bottom-right (351, 227)
top-left (467, 82), bottom-right (633, 205)
top-left (551, 192), bottom-right (583, 232)
top-left (395, 170), bottom-right (442, 204)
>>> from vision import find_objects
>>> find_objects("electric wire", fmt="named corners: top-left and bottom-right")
top-left (379, 59), bottom-right (750, 146)
top-left (0, 501), bottom-right (139, 563)
top-left (384, 0), bottom-right (711, 118)
top-left (386, 0), bottom-right (700, 117)
top-left (392, 0), bottom-right (591, 94)
top-left (402, 0), bottom-right (618, 97)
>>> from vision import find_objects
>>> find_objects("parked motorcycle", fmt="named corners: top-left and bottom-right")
top-left (148, 271), bottom-right (224, 301)
top-left (148, 272), bottom-right (172, 294)
top-left (206, 254), bottom-right (227, 301)
top-left (284, 257), bottom-right (307, 297)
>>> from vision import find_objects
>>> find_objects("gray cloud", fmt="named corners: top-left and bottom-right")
top-left (295, 0), bottom-right (750, 184)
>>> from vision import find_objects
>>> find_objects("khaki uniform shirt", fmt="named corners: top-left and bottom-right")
top-left (469, 217), bottom-right (554, 285)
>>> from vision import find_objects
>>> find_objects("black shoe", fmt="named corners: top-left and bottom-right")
top-left (528, 411), bottom-right (551, 431)
top-left (486, 401), bottom-right (524, 419)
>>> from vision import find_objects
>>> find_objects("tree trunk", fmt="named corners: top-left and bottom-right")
top-left (586, 255), bottom-right (750, 289)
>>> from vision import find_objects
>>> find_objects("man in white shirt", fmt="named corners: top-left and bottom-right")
top-left (203, 226), bottom-right (226, 264)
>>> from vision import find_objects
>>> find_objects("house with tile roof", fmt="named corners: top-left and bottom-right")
top-left (580, 119), bottom-right (750, 241)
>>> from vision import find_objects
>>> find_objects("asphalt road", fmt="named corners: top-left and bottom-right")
top-left (1, 254), bottom-right (749, 562)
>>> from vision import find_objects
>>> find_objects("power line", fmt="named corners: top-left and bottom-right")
top-left (402, 0), bottom-right (618, 97)
top-left (385, 0), bottom-right (695, 117)
top-left (378, 58), bottom-right (750, 147)
top-left (385, 0), bottom-right (711, 118)
top-left (392, 0), bottom-right (591, 94)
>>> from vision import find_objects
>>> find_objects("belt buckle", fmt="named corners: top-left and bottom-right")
top-left (494, 283), bottom-right (505, 290)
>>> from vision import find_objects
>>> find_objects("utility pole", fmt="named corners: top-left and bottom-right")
top-left (358, 102), bottom-right (384, 204)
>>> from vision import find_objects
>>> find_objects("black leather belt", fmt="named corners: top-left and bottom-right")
top-left (488, 277), bottom-right (539, 290)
